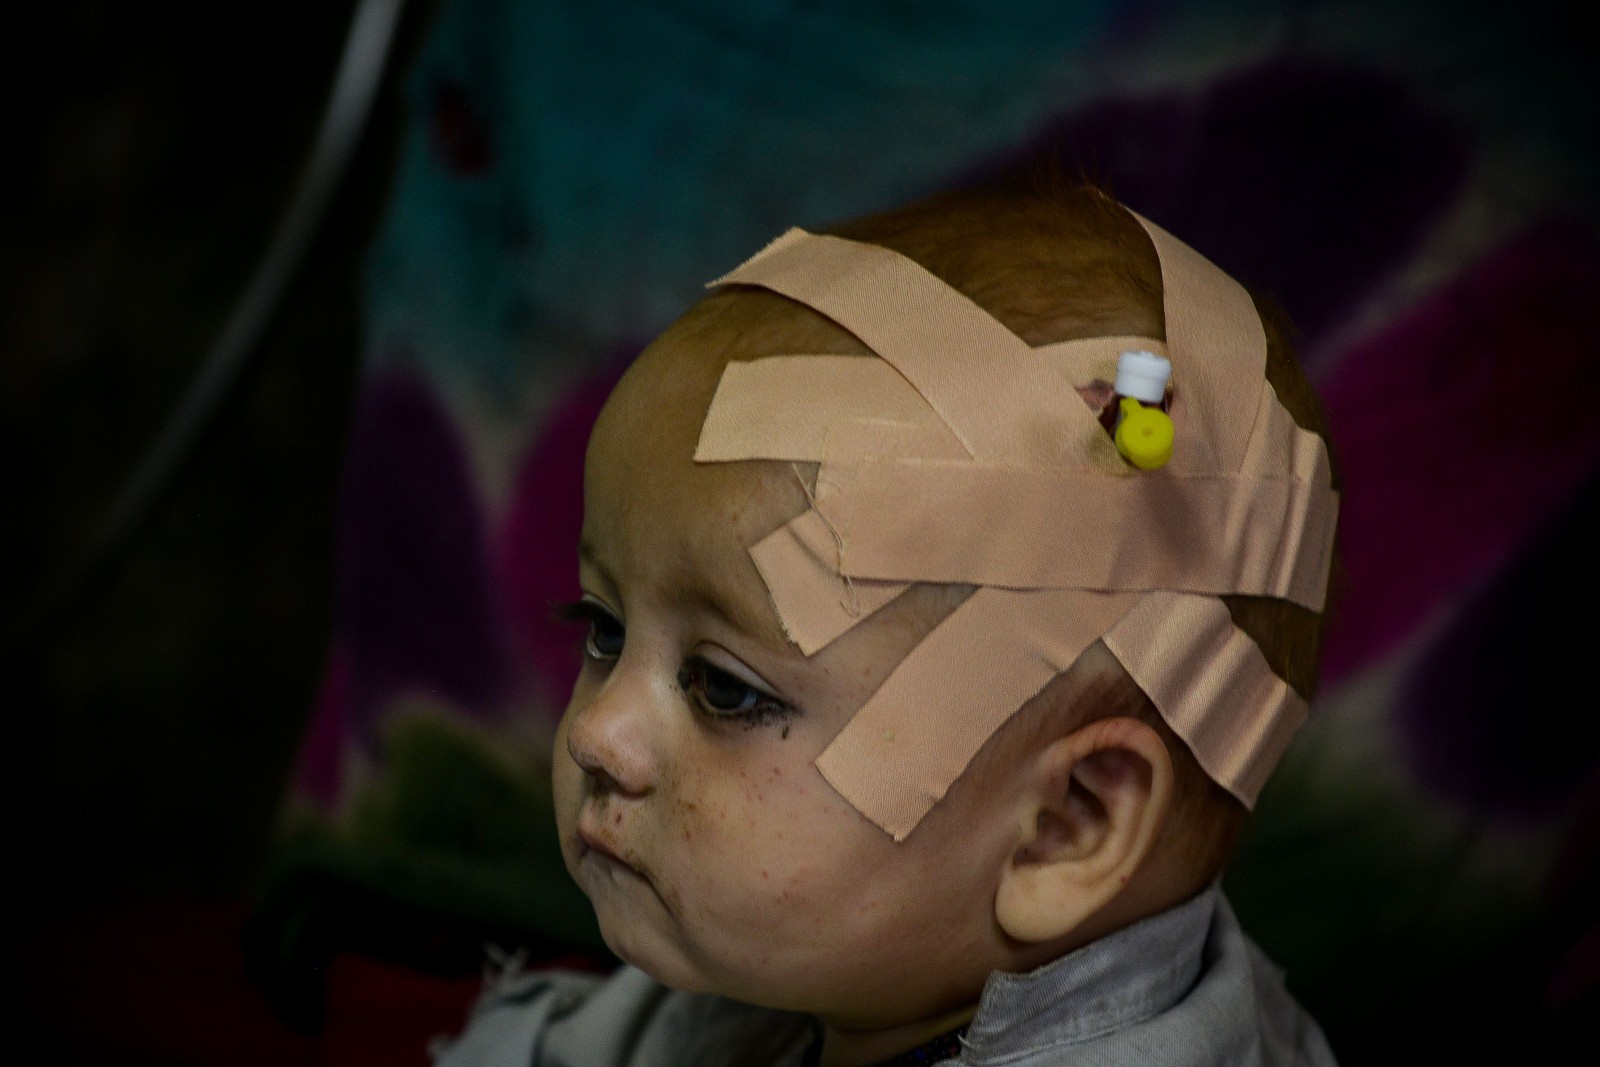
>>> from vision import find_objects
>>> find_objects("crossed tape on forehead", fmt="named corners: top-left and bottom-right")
top-left (738, 381), bottom-right (1334, 656)
top-left (694, 215), bottom-right (1338, 841)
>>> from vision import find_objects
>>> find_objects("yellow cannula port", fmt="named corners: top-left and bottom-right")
top-left (1115, 398), bottom-right (1174, 470)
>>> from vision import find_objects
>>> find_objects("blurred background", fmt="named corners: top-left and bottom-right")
top-left (5, 1), bottom-right (1596, 1063)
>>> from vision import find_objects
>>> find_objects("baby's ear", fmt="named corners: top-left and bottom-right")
top-left (993, 717), bottom-right (1174, 944)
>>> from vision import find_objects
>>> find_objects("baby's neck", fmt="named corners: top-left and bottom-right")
top-left (816, 1002), bottom-right (977, 1067)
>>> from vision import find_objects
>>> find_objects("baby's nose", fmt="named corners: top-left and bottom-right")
top-left (565, 687), bottom-right (656, 798)
top-left (577, 760), bottom-right (631, 798)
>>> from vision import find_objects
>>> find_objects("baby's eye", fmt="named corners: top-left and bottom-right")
top-left (676, 658), bottom-right (791, 722)
top-left (586, 612), bottom-right (624, 660)
top-left (556, 598), bottom-right (625, 661)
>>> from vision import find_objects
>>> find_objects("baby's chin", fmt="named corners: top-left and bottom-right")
top-left (592, 901), bottom-right (716, 992)
top-left (598, 907), bottom-right (822, 1010)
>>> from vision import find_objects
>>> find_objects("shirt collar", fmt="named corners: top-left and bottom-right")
top-left (960, 884), bottom-right (1218, 1061)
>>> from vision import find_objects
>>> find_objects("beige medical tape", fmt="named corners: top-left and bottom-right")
top-left (741, 381), bottom-right (1334, 655)
top-left (1101, 592), bottom-right (1308, 805)
top-left (751, 509), bottom-right (906, 652)
top-left (813, 588), bottom-right (1302, 836)
top-left (1130, 212), bottom-right (1266, 473)
top-left (795, 462), bottom-right (1334, 604)
top-left (713, 229), bottom-right (1099, 467)
top-left (694, 336), bottom-right (1167, 465)
top-left (700, 220), bottom-right (1337, 839)
top-left (814, 587), bottom-right (1141, 842)
top-left (710, 221), bottom-right (1273, 471)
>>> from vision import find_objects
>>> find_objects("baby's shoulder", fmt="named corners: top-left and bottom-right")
top-left (956, 893), bottom-right (1338, 1067)
top-left (1161, 896), bottom-right (1341, 1067)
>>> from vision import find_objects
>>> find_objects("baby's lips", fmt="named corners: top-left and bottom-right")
top-left (577, 814), bottom-right (639, 872)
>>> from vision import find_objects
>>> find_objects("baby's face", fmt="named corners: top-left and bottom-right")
top-left (552, 315), bottom-right (1017, 1027)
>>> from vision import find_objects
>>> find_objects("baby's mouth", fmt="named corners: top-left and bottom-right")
top-left (577, 816), bottom-right (648, 879)
top-left (576, 811), bottom-right (679, 917)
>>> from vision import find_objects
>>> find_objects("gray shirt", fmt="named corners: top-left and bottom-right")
top-left (432, 888), bottom-right (1338, 1067)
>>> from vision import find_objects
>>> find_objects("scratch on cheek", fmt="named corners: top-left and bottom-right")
top-left (671, 789), bottom-right (720, 852)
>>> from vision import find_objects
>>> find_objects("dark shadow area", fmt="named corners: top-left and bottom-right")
top-left (3, 1), bottom-right (441, 1060)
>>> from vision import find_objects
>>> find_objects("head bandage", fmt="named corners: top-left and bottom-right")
top-left (693, 211), bottom-right (1339, 840)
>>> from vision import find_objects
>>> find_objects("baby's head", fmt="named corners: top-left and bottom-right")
top-left (552, 179), bottom-right (1337, 1057)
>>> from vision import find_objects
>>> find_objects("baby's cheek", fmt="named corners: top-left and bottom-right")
top-left (668, 764), bottom-right (792, 880)
top-left (662, 746), bottom-right (764, 832)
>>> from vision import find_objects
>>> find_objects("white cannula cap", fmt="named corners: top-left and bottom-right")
top-left (1114, 350), bottom-right (1172, 404)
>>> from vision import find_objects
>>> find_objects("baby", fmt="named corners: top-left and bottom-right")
top-left (435, 178), bottom-right (1342, 1067)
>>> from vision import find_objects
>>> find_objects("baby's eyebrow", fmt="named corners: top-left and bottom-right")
top-left (653, 543), bottom-right (795, 652)
top-left (575, 538), bottom-right (629, 612)
top-left (579, 533), bottom-right (791, 652)
top-left (576, 537), bottom-right (621, 586)
top-left (681, 577), bottom-right (792, 654)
